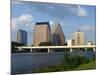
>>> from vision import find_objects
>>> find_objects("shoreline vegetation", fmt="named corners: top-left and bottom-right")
top-left (32, 53), bottom-right (96, 73)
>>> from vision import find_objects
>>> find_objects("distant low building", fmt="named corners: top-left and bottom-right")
top-left (51, 22), bottom-right (65, 45)
top-left (17, 29), bottom-right (27, 45)
top-left (87, 41), bottom-right (93, 45)
top-left (67, 39), bottom-right (75, 46)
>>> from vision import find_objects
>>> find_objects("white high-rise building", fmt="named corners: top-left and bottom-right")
top-left (73, 30), bottom-right (84, 45)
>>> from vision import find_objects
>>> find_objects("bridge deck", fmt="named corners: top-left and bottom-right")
top-left (16, 45), bottom-right (96, 49)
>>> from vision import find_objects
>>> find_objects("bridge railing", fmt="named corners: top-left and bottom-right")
top-left (15, 45), bottom-right (96, 53)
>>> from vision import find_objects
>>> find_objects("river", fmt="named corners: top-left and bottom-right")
top-left (11, 51), bottom-right (95, 74)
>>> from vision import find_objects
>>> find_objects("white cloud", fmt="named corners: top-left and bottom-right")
top-left (11, 18), bottom-right (18, 31)
top-left (68, 5), bottom-right (87, 17)
top-left (11, 14), bottom-right (34, 31)
top-left (77, 5), bottom-right (87, 17)
top-left (19, 14), bottom-right (33, 22)
top-left (50, 21), bottom-right (54, 25)
top-left (78, 25), bottom-right (95, 31)
top-left (12, 0), bottom-right (23, 5)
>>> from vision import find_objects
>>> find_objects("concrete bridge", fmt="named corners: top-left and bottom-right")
top-left (16, 45), bottom-right (96, 53)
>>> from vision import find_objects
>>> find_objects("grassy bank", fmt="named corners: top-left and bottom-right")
top-left (33, 53), bottom-right (96, 73)
top-left (76, 60), bottom-right (96, 70)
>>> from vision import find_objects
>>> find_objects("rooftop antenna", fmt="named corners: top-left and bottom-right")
top-left (77, 30), bottom-right (80, 32)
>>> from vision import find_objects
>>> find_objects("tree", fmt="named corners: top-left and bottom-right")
top-left (11, 41), bottom-right (25, 53)
top-left (39, 42), bottom-right (52, 46)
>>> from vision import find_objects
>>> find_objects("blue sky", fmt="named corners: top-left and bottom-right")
top-left (11, 0), bottom-right (96, 45)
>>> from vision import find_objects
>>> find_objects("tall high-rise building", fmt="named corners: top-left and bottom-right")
top-left (73, 30), bottom-right (84, 45)
top-left (17, 29), bottom-right (27, 45)
top-left (33, 22), bottom-right (51, 46)
top-left (51, 23), bottom-right (65, 45)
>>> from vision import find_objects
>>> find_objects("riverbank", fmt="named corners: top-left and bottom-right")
top-left (11, 51), bottom-right (96, 74)
top-left (32, 53), bottom-right (96, 73)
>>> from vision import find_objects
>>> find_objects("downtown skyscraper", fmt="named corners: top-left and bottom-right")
top-left (33, 22), bottom-right (51, 46)
top-left (51, 22), bottom-right (65, 45)
top-left (17, 29), bottom-right (27, 45)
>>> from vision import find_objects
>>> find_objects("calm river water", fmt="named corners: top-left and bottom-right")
top-left (11, 51), bottom-right (95, 74)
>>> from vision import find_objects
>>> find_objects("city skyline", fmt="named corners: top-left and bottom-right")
top-left (11, 0), bottom-right (96, 45)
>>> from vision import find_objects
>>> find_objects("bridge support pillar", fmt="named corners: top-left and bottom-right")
top-left (93, 48), bottom-right (96, 52)
top-left (85, 48), bottom-right (87, 51)
top-left (70, 48), bottom-right (73, 52)
top-left (31, 48), bottom-right (33, 52)
top-left (48, 48), bottom-right (50, 53)
top-left (18, 48), bottom-right (22, 51)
